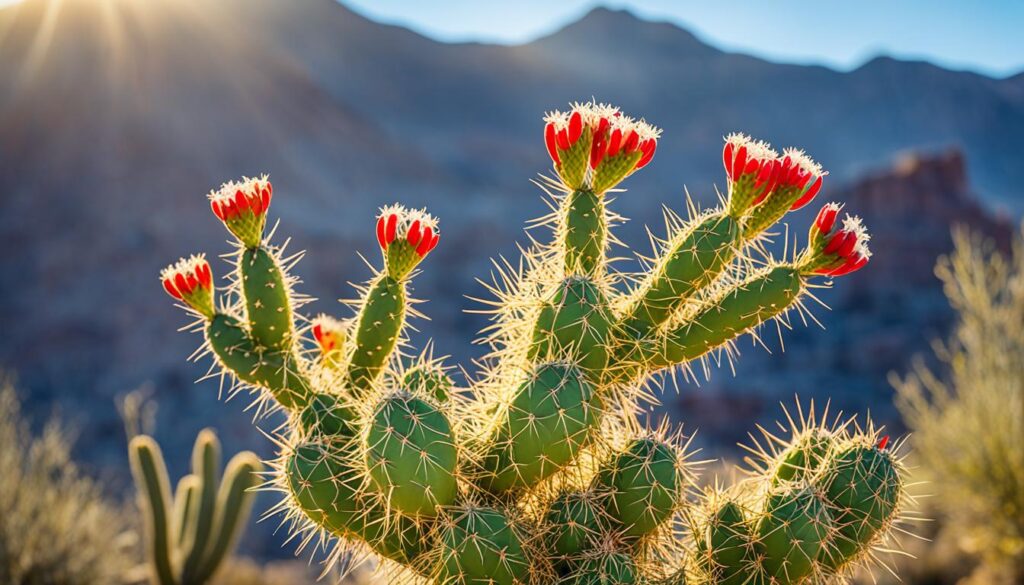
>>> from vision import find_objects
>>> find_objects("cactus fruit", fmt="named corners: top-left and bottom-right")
top-left (159, 101), bottom-right (907, 583)
top-left (129, 429), bottom-right (262, 585)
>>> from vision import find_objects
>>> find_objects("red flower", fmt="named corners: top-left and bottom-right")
top-left (544, 110), bottom-right (584, 166)
top-left (723, 134), bottom-right (780, 208)
top-left (544, 102), bottom-right (660, 192)
top-left (776, 149), bottom-right (825, 210)
top-left (811, 207), bottom-right (871, 277)
top-left (877, 435), bottom-right (890, 451)
top-left (375, 205), bottom-right (440, 259)
top-left (161, 255), bottom-right (215, 316)
top-left (210, 176), bottom-right (272, 222)
top-left (311, 315), bottom-right (345, 354)
top-left (208, 175), bottom-right (273, 248)
top-left (589, 111), bottom-right (659, 172)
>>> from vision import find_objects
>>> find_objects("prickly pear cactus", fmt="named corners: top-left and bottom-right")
top-left (159, 102), bottom-right (908, 584)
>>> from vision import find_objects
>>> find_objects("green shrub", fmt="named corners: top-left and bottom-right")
top-left (894, 226), bottom-right (1024, 584)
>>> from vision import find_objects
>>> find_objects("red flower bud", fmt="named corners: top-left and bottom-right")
top-left (812, 213), bottom-right (872, 277)
top-left (161, 255), bottom-right (215, 316)
top-left (606, 128), bottom-right (623, 158)
top-left (544, 122), bottom-right (560, 166)
top-left (207, 175), bottom-right (273, 247)
top-left (814, 203), bottom-right (841, 235)
top-left (556, 127), bottom-right (571, 150)
top-left (791, 175), bottom-right (823, 210)
top-left (723, 134), bottom-right (781, 212)
top-left (568, 111), bottom-right (583, 143)
top-left (311, 314), bottom-right (346, 355)
top-left (636, 139), bottom-right (657, 169)
top-left (376, 204), bottom-right (440, 270)
top-left (877, 435), bottom-right (890, 450)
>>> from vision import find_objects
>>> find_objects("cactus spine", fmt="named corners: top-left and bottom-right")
top-left (129, 429), bottom-right (262, 585)
top-left (159, 101), bottom-right (906, 584)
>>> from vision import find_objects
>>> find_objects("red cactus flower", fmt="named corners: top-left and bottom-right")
top-left (877, 435), bottom-right (890, 451)
top-left (775, 149), bottom-right (825, 210)
top-left (813, 202), bottom-right (842, 235)
top-left (161, 254), bottom-right (214, 317)
top-left (376, 204), bottom-right (440, 258)
top-left (812, 210), bottom-right (872, 277)
top-left (589, 111), bottom-right (659, 172)
top-left (544, 102), bottom-right (659, 192)
top-left (723, 134), bottom-right (780, 206)
top-left (210, 176), bottom-right (272, 222)
top-left (208, 175), bottom-right (273, 247)
top-left (311, 314), bottom-right (345, 354)
top-left (544, 108), bottom-right (588, 167)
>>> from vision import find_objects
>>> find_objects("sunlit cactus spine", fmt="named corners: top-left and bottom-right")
top-left (159, 100), bottom-right (909, 584)
top-left (129, 429), bottom-right (263, 585)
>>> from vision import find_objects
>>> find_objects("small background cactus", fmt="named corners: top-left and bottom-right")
top-left (159, 101), bottom-right (908, 584)
top-left (129, 429), bottom-right (263, 585)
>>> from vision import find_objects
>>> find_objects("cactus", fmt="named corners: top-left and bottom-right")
top-left (158, 101), bottom-right (909, 584)
top-left (129, 429), bottom-right (263, 585)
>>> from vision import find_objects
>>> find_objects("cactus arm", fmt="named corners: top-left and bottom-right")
top-left (194, 452), bottom-right (263, 583)
top-left (345, 273), bottom-right (406, 395)
top-left (593, 437), bottom-right (684, 541)
top-left (172, 475), bottom-right (201, 548)
top-left (562, 188), bottom-right (607, 277)
top-left (180, 430), bottom-right (221, 584)
top-left (619, 213), bottom-right (739, 335)
top-left (238, 246), bottom-right (294, 351)
top-left (633, 265), bottom-right (803, 375)
top-left (529, 277), bottom-right (613, 378)
top-left (206, 314), bottom-right (311, 409)
top-left (364, 392), bottom-right (458, 517)
top-left (478, 362), bottom-right (600, 494)
top-left (128, 436), bottom-right (178, 585)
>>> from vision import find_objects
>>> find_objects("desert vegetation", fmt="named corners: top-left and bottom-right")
top-left (158, 101), bottom-right (906, 584)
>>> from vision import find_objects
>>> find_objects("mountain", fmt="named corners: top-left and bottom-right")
top-left (0, 0), bottom-right (1020, 556)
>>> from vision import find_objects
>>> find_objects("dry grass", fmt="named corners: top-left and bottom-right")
top-left (0, 375), bottom-right (139, 585)
top-left (892, 226), bottom-right (1024, 584)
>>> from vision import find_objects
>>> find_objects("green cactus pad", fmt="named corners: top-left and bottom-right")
top-left (481, 363), bottom-right (600, 494)
top-left (404, 364), bottom-right (454, 403)
top-left (625, 214), bottom-right (738, 333)
top-left (755, 485), bottom-right (832, 584)
top-left (299, 393), bottom-right (359, 438)
top-left (544, 491), bottom-right (606, 558)
top-left (595, 437), bottom-right (683, 540)
top-left (286, 440), bottom-right (426, 564)
top-left (658, 266), bottom-right (803, 366)
top-left (365, 392), bottom-right (458, 517)
top-left (562, 189), bottom-right (607, 276)
top-left (696, 499), bottom-right (754, 585)
top-left (568, 551), bottom-right (638, 585)
top-left (206, 314), bottom-right (310, 409)
top-left (816, 443), bottom-right (901, 570)
top-left (239, 246), bottom-right (293, 351)
top-left (774, 428), bottom-right (836, 484)
top-left (531, 277), bottom-right (613, 375)
top-left (347, 274), bottom-right (406, 394)
top-left (436, 506), bottom-right (531, 585)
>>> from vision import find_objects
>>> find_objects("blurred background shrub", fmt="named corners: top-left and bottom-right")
top-left (892, 225), bottom-right (1024, 585)
top-left (0, 375), bottom-right (139, 585)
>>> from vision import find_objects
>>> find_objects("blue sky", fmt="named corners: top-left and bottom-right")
top-left (343, 0), bottom-right (1024, 78)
